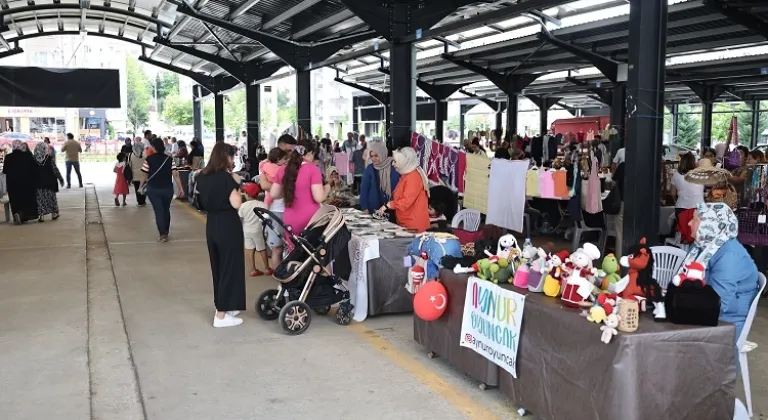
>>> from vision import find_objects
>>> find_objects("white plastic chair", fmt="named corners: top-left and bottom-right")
top-left (650, 246), bottom-right (688, 289)
top-left (571, 219), bottom-right (604, 252)
top-left (738, 272), bottom-right (766, 418)
top-left (451, 208), bottom-right (481, 231)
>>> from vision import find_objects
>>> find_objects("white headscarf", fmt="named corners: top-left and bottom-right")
top-left (393, 147), bottom-right (430, 197)
top-left (682, 202), bottom-right (739, 268)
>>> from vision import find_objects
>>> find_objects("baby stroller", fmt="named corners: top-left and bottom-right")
top-left (253, 205), bottom-right (354, 335)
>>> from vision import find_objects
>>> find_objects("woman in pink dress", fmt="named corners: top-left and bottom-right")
top-left (113, 152), bottom-right (131, 206)
top-left (269, 138), bottom-right (330, 237)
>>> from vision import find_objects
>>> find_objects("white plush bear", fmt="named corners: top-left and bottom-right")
top-left (497, 234), bottom-right (520, 260)
top-left (600, 313), bottom-right (620, 344)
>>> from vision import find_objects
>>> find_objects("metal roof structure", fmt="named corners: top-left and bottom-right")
top-left (0, 0), bottom-right (766, 109)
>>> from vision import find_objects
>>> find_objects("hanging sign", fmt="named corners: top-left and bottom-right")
top-left (459, 277), bottom-right (526, 378)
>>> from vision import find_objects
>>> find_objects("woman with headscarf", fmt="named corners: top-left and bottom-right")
top-left (33, 142), bottom-right (64, 222)
top-left (188, 140), bottom-right (204, 169)
top-left (2, 140), bottom-right (39, 224)
top-left (360, 141), bottom-right (400, 215)
top-left (128, 141), bottom-right (147, 206)
top-left (375, 147), bottom-right (430, 232)
top-left (684, 202), bottom-right (759, 341)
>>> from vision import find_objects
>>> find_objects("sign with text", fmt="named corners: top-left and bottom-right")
top-left (459, 277), bottom-right (526, 377)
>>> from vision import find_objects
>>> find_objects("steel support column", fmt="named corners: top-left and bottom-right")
top-left (751, 100), bottom-right (760, 148)
top-left (391, 41), bottom-right (415, 149)
top-left (702, 101), bottom-right (713, 149)
top-left (193, 85), bottom-right (204, 141)
top-left (610, 83), bottom-right (627, 150)
top-left (672, 104), bottom-right (679, 139)
top-left (214, 93), bottom-right (225, 142)
top-left (495, 111), bottom-right (503, 136)
top-left (246, 83), bottom-right (260, 160)
top-left (506, 95), bottom-right (519, 138)
top-left (352, 96), bottom-right (359, 135)
top-left (384, 104), bottom-right (391, 140)
top-left (623, 0), bottom-right (667, 253)
top-left (296, 69), bottom-right (311, 136)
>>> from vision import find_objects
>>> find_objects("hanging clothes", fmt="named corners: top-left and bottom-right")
top-left (487, 159), bottom-right (528, 233)
top-left (583, 157), bottom-right (602, 214)
top-left (530, 135), bottom-right (544, 165)
top-left (539, 170), bottom-right (555, 198)
top-left (576, 131), bottom-right (586, 143)
top-left (586, 129), bottom-right (595, 141)
top-left (526, 168), bottom-right (540, 197)
top-left (464, 153), bottom-right (490, 213)
top-left (335, 152), bottom-right (351, 176)
top-left (553, 169), bottom-right (569, 198)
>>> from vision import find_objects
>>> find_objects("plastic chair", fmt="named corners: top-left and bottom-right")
top-left (738, 272), bottom-right (766, 418)
top-left (451, 208), bottom-right (481, 232)
top-left (571, 219), bottom-right (604, 252)
top-left (650, 246), bottom-right (688, 289)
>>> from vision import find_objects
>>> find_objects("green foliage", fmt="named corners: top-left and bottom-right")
top-left (162, 94), bottom-right (193, 126)
top-left (126, 57), bottom-right (150, 132)
top-left (155, 72), bottom-right (179, 114)
top-left (107, 123), bottom-right (115, 139)
top-left (674, 104), bottom-right (701, 149)
top-left (224, 90), bottom-right (246, 133)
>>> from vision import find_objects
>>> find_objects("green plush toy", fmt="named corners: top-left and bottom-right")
top-left (476, 259), bottom-right (492, 280)
top-left (600, 254), bottom-right (622, 290)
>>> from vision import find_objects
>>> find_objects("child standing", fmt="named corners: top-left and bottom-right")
top-left (113, 152), bottom-right (130, 206)
top-left (239, 183), bottom-right (272, 277)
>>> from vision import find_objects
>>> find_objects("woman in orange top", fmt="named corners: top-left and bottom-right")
top-left (376, 147), bottom-right (430, 232)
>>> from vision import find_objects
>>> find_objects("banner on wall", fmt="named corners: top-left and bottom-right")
top-left (411, 132), bottom-right (466, 193)
top-left (459, 277), bottom-right (526, 378)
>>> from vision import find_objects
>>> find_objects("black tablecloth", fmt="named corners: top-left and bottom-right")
top-left (415, 270), bottom-right (737, 420)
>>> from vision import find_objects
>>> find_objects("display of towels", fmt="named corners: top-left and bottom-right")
top-left (525, 168), bottom-right (569, 199)
top-left (411, 133), bottom-right (466, 193)
top-left (487, 159), bottom-right (528, 233)
top-left (464, 153), bottom-right (490, 213)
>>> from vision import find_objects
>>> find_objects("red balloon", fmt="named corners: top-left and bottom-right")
top-left (414, 281), bottom-right (448, 321)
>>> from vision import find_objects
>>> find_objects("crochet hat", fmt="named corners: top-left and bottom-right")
top-left (555, 250), bottom-right (570, 261)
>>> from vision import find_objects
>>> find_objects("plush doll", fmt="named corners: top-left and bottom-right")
top-left (497, 234), bottom-right (520, 259)
top-left (600, 314), bottom-right (620, 344)
top-left (599, 254), bottom-right (622, 290)
top-left (513, 264), bottom-right (530, 289)
top-left (520, 243), bottom-right (539, 265)
top-left (595, 292), bottom-right (619, 315)
top-left (587, 305), bottom-right (607, 323)
top-left (613, 238), bottom-right (665, 320)
top-left (672, 261), bottom-right (706, 288)
top-left (561, 243), bottom-right (601, 308)
top-left (528, 249), bottom-right (556, 293)
top-left (408, 265), bottom-right (426, 294)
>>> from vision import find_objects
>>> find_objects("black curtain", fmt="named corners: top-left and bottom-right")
top-left (0, 66), bottom-right (120, 108)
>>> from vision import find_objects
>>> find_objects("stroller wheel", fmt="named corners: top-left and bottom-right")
top-left (256, 289), bottom-right (280, 320)
top-left (335, 301), bottom-right (353, 326)
top-left (314, 305), bottom-right (331, 315)
top-left (279, 301), bottom-right (312, 335)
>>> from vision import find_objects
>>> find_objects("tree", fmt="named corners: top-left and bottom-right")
top-left (155, 72), bottom-right (180, 115)
top-left (126, 57), bottom-right (151, 132)
top-left (162, 94), bottom-right (193, 126)
top-left (675, 104), bottom-right (701, 148)
top-left (224, 90), bottom-right (246, 133)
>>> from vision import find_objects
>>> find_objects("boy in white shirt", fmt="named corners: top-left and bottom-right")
top-left (239, 183), bottom-right (272, 277)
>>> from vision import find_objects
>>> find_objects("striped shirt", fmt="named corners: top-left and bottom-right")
top-left (141, 154), bottom-right (177, 189)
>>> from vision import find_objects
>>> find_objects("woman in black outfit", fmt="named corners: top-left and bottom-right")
top-left (195, 142), bottom-right (246, 328)
top-left (2, 140), bottom-right (39, 224)
top-left (33, 142), bottom-right (64, 222)
top-left (138, 138), bottom-right (184, 242)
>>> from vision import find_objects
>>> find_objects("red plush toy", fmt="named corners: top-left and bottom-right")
top-left (672, 261), bottom-right (706, 288)
top-left (414, 281), bottom-right (448, 321)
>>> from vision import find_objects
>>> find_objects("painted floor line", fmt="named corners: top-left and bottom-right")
top-left (0, 243), bottom-right (84, 251)
top-left (177, 201), bottom-right (507, 420)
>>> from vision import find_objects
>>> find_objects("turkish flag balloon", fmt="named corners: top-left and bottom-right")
top-left (414, 281), bottom-right (448, 321)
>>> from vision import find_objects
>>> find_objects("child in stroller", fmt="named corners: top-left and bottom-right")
top-left (253, 205), bottom-right (354, 335)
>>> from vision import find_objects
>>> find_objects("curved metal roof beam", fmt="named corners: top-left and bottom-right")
top-left (0, 4), bottom-right (173, 29)
top-left (4, 29), bottom-right (155, 50)
top-left (6, 15), bottom-right (152, 35)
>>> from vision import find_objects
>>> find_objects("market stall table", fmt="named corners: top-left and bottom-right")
top-left (334, 208), bottom-right (415, 321)
top-left (416, 270), bottom-right (737, 420)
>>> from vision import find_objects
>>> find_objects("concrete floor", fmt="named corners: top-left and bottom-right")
top-left (1, 162), bottom-right (766, 420)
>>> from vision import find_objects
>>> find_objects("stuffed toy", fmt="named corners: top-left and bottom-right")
top-left (527, 249), bottom-right (555, 292)
top-left (408, 265), bottom-right (425, 294)
top-left (561, 243), bottom-right (601, 308)
top-left (599, 254), bottom-right (622, 290)
top-left (600, 314), bottom-right (620, 344)
top-left (587, 305), bottom-right (607, 323)
top-left (472, 256), bottom-right (514, 284)
top-left (407, 233), bottom-right (462, 281)
top-left (671, 261), bottom-right (707, 288)
top-left (513, 263), bottom-right (530, 289)
top-left (618, 238), bottom-right (665, 320)
top-left (538, 250), bottom-right (568, 296)
top-left (497, 234), bottom-right (520, 260)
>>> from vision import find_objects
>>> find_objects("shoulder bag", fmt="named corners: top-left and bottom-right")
top-left (138, 155), bottom-right (170, 195)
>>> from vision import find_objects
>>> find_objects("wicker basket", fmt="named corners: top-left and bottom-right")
top-left (617, 299), bottom-right (640, 333)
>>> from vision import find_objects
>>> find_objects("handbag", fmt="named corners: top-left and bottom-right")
top-left (138, 156), bottom-right (170, 195)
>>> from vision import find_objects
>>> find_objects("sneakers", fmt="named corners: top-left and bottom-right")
top-left (227, 311), bottom-right (240, 317)
top-left (213, 313), bottom-right (243, 328)
top-left (114, 198), bottom-right (120, 206)
top-left (249, 269), bottom-right (273, 277)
